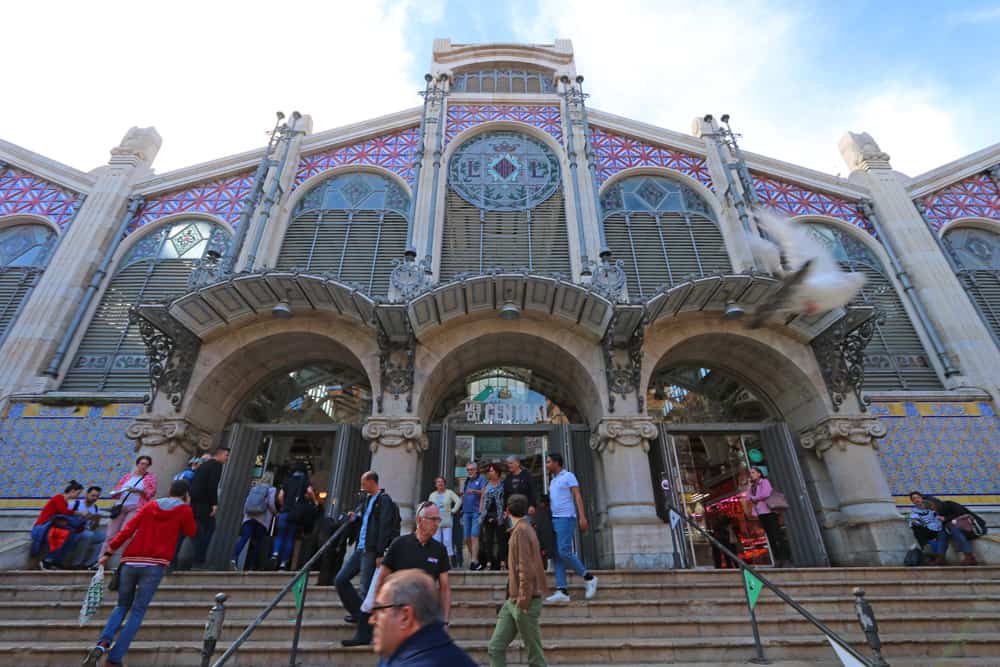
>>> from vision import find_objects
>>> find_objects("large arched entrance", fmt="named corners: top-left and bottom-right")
top-left (645, 330), bottom-right (832, 568)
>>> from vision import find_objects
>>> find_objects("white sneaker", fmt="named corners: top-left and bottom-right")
top-left (584, 576), bottom-right (598, 600)
top-left (545, 590), bottom-right (571, 603)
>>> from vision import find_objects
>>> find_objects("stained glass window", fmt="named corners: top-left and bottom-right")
top-left (448, 131), bottom-right (560, 211)
top-left (452, 67), bottom-right (555, 94)
top-left (0, 224), bottom-right (55, 268)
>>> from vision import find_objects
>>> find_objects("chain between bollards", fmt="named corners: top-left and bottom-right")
top-left (201, 593), bottom-right (228, 667)
top-left (853, 587), bottom-right (890, 667)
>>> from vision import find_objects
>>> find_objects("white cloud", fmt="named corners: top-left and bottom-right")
top-left (0, 0), bottom-right (440, 173)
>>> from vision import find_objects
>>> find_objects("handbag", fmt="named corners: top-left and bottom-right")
top-left (768, 490), bottom-right (790, 512)
top-left (953, 513), bottom-right (987, 537)
top-left (109, 474), bottom-right (147, 519)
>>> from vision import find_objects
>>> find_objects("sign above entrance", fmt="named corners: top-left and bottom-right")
top-left (463, 400), bottom-right (548, 425)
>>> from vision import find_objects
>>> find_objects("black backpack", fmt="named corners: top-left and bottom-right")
top-left (903, 547), bottom-right (923, 567)
top-left (283, 473), bottom-right (313, 523)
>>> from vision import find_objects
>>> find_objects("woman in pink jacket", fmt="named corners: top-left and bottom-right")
top-left (101, 456), bottom-right (158, 555)
top-left (746, 467), bottom-right (791, 567)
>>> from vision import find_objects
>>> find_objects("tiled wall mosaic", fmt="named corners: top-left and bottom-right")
top-left (0, 164), bottom-right (83, 229)
top-left (872, 401), bottom-right (999, 503)
top-left (918, 171), bottom-right (1000, 230)
top-left (589, 127), bottom-right (713, 189)
top-left (0, 402), bottom-right (144, 505)
top-left (295, 127), bottom-right (421, 188)
top-left (445, 104), bottom-right (562, 146)
top-left (751, 172), bottom-right (873, 235)
top-left (131, 170), bottom-right (256, 233)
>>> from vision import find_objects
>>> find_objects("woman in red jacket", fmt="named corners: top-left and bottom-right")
top-left (100, 456), bottom-right (158, 557)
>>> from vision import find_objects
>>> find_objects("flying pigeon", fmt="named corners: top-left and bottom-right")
top-left (746, 212), bottom-right (866, 328)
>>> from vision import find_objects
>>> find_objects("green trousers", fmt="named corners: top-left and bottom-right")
top-left (487, 597), bottom-right (546, 667)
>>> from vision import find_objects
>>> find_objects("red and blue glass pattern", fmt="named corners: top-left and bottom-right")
top-left (752, 172), bottom-right (872, 235)
top-left (589, 127), bottom-right (713, 189)
top-left (132, 170), bottom-right (256, 233)
top-left (446, 105), bottom-right (562, 145)
top-left (918, 172), bottom-right (1000, 230)
top-left (0, 164), bottom-right (82, 229)
top-left (295, 127), bottom-right (421, 187)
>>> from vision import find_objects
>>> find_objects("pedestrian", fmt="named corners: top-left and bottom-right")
top-left (428, 477), bottom-right (461, 567)
top-left (370, 569), bottom-right (476, 666)
top-left (908, 491), bottom-right (945, 564)
top-left (479, 463), bottom-right (507, 570)
top-left (927, 496), bottom-right (984, 565)
top-left (271, 462), bottom-right (316, 570)
top-left (336, 471), bottom-right (399, 630)
top-left (187, 446), bottom-right (229, 569)
top-left (82, 479), bottom-right (197, 667)
top-left (172, 455), bottom-right (201, 483)
top-left (32, 480), bottom-right (85, 570)
top-left (231, 474), bottom-right (278, 571)
top-left (68, 486), bottom-right (106, 570)
top-left (101, 456), bottom-right (157, 560)
top-left (346, 500), bottom-right (453, 646)
top-left (488, 493), bottom-right (548, 667)
top-left (461, 462), bottom-right (486, 570)
top-left (502, 455), bottom-right (537, 515)
top-left (746, 466), bottom-right (792, 567)
top-left (543, 453), bottom-right (597, 602)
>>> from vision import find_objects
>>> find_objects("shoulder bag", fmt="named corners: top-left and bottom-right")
top-left (109, 473), bottom-right (147, 519)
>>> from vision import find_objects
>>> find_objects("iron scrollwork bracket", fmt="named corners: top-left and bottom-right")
top-left (376, 318), bottom-right (416, 413)
top-left (811, 307), bottom-right (880, 412)
top-left (601, 312), bottom-right (646, 414)
top-left (129, 305), bottom-right (201, 412)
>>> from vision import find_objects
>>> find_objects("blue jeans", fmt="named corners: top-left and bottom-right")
top-left (942, 523), bottom-right (973, 554)
top-left (99, 564), bottom-right (166, 664)
top-left (69, 530), bottom-right (105, 568)
top-left (552, 516), bottom-right (588, 590)
top-left (463, 511), bottom-right (481, 538)
top-left (335, 548), bottom-right (377, 617)
top-left (233, 520), bottom-right (268, 567)
top-left (271, 513), bottom-right (298, 565)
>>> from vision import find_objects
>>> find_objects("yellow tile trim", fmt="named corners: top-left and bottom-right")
top-left (894, 494), bottom-right (1000, 505)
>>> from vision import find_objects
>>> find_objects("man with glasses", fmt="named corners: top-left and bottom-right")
top-left (344, 501), bottom-right (452, 647)
top-left (370, 569), bottom-right (475, 666)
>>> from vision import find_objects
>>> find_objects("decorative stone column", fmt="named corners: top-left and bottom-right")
top-left (800, 415), bottom-right (908, 565)
top-left (126, 415), bottom-right (214, 497)
top-left (590, 417), bottom-right (673, 568)
top-left (362, 417), bottom-right (427, 532)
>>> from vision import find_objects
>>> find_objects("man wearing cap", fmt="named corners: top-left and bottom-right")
top-left (173, 456), bottom-right (201, 484)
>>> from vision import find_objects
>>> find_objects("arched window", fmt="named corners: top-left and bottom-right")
top-left (601, 175), bottom-right (730, 299)
top-left (804, 222), bottom-right (941, 391)
top-left (0, 224), bottom-right (55, 342)
top-left (62, 219), bottom-right (231, 392)
top-left (441, 130), bottom-right (570, 279)
top-left (451, 66), bottom-right (554, 94)
top-left (276, 172), bottom-right (409, 297)
top-left (943, 226), bottom-right (1000, 342)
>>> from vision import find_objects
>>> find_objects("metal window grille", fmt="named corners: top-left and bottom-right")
top-left (0, 224), bottom-right (56, 344)
top-left (61, 221), bottom-right (230, 392)
top-left (452, 68), bottom-right (554, 94)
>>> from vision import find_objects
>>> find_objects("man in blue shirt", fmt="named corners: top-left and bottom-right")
top-left (460, 463), bottom-right (486, 570)
top-left (337, 471), bottom-right (399, 647)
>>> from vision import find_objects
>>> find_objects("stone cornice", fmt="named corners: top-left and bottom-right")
top-left (590, 417), bottom-right (658, 454)
top-left (125, 416), bottom-right (213, 454)
top-left (799, 415), bottom-right (887, 460)
top-left (588, 109), bottom-right (707, 157)
top-left (434, 40), bottom-right (575, 67)
top-left (299, 107), bottom-right (422, 155)
top-left (906, 142), bottom-right (1000, 198)
top-left (362, 417), bottom-right (428, 454)
top-left (0, 137), bottom-right (95, 193)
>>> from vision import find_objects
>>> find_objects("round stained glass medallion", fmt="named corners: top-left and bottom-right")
top-left (448, 131), bottom-right (560, 211)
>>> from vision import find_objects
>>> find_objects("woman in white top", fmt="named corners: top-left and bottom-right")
top-left (100, 456), bottom-right (158, 556)
top-left (428, 477), bottom-right (461, 557)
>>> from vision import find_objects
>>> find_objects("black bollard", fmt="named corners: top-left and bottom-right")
top-left (853, 587), bottom-right (889, 667)
top-left (201, 593), bottom-right (228, 667)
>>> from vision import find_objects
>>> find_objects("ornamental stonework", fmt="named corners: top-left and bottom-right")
top-left (799, 416), bottom-right (887, 460)
top-left (125, 416), bottom-right (213, 454)
top-left (362, 418), bottom-right (428, 454)
top-left (590, 418), bottom-right (658, 454)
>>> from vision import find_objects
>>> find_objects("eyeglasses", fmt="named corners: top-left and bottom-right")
top-left (370, 602), bottom-right (407, 614)
top-left (420, 516), bottom-right (442, 522)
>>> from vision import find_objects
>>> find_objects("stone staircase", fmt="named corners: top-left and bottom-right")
top-left (1, 566), bottom-right (998, 666)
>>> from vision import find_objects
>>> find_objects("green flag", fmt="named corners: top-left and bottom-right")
top-left (743, 569), bottom-right (763, 610)
top-left (293, 575), bottom-right (306, 613)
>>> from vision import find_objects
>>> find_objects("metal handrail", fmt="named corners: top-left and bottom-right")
top-left (666, 503), bottom-right (880, 666)
top-left (211, 516), bottom-right (356, 667)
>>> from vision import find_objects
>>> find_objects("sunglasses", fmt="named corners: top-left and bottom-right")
top-left (370, 602), bottom-right (407, 614)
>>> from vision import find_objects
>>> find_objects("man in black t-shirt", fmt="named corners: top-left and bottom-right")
top-left (343, 501), bottom-right (452, 647)
top-left (187, 446), bottom-right (229, 568)
top-left (502, 455), bottom-right (537, 515)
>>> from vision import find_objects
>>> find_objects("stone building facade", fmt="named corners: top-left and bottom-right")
top-left (1, 39), bottom-right (997, 569)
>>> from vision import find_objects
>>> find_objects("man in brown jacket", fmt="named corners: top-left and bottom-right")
top-left (487, 493), bottom-right (548, 667)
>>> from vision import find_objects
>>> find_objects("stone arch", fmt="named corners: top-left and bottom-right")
top-left (113, 212), bottom-right (234, 268)
top-left (427, 120), bottom-right (581, 279)
top-left (180, 315), bottom-right (379, 435)
top-left (414, 316), bottom-right (605, 427)
top-left (598, 165), bottom-right (724, 222)
top-left (939, 216), bottom-right (1000, 237)
top-left (0, 214), bottom-right (62, 236)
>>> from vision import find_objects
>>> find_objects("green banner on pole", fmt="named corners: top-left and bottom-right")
top-left (293, 575), bottom-right (306, 612)
top-left (744, 570), bottom-right (763, 610)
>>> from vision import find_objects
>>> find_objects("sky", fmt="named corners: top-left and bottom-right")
top-left (3, 0), bottom-right (999, 179)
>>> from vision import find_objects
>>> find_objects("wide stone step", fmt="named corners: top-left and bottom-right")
top-left (5, 611), bottom-right (998, 644)
top-left (2, 634), bottom-right (998, 666)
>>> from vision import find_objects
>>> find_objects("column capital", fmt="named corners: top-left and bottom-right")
top-left (125, 415), bottom-right (212, 454)
top-left (590, 417), bottom-right (658, 454)
top-left (839, 131), bottom-right (892, 172)
top-left (362, 417), bottom-right (428, 454)
top-left (799, 415), bottom-right (887, 460)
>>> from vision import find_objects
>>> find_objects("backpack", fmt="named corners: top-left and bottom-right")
top-left (284, 473), bottom-right (314, 523)
top-left (244, 485), bottom-right (271, 516)
top-left (903, 546), bottom-right (924, 567)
